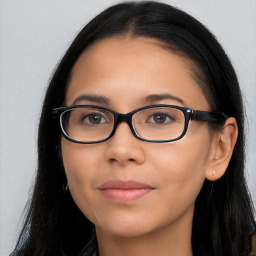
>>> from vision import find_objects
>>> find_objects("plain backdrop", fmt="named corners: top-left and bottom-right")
top-left (0, 1), bottom-right (255, 255)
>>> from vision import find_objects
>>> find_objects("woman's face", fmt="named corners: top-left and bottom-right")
top-left (62, 37), bottom-right (217, 238)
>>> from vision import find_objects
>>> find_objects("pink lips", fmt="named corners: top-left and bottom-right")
top-left (98, 180), bottom-right (154, 201)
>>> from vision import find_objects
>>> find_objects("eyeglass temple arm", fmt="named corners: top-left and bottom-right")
top-left (191, 110), bottom-right (228, 123)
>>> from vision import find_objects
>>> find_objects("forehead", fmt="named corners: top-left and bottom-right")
top-left (66, 36), bottom-right (210, 111)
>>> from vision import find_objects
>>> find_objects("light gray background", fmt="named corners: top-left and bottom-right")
top-left (0, 1), bottom-right (255, 255)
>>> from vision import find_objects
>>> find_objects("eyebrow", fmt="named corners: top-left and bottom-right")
top-left (72, 93), bottom-right (185, 106)
top-left (73, 94), bottom-right (110, 105)
top-left (144, 93), bottom-right (185, 105)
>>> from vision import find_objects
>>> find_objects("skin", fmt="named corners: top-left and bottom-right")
top-left (61, 36), bottom-right (238, 256)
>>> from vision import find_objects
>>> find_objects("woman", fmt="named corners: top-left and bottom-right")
top-left (11, 1), bottom-right (255, 256)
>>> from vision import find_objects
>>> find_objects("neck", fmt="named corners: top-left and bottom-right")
top-left (95, 213), bottom-right (193, 256)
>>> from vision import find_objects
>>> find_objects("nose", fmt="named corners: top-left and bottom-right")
top-left (104, 122), bottom-right (146, 166)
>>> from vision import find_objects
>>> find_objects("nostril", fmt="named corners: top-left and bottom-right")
top-left (105, 136), bottom-right (146, 165)
top-left (108, 157), bottom-right (136, 164)
top-left (109, 158), bottom-right (117, 163)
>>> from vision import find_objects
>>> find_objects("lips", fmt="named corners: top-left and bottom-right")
top-left (98, 180), bottom-right (154, 201)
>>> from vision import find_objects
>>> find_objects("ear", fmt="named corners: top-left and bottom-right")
top-left (206, 117), bottom-right (238, 181)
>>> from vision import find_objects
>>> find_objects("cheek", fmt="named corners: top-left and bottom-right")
top-left (152, 143), bottom-right (209, 179)
top-left (61, 140), bottom-right (103, 220)
top-left (149, 127), bottom-right (213, 203)
top-left (61, 139), bottom-right (104, 181)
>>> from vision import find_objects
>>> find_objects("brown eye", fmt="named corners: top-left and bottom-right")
top-left (148, 113), bottom-right (175, 124)
top-left (80, 112), bottom-right (107, 125)
top-left (153, 113), bottom-right (167, 123)
top-left (88, 114), bottom-right (103, 124)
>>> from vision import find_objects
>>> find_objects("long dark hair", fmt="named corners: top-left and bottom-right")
top-left (12, 1), bottom-right (255, 256)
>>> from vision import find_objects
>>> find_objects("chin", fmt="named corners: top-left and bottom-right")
top-left (95, 222), bottom-right (156, 238)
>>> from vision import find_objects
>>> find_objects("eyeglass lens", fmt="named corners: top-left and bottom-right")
top-left (60, 107), bottom-right (186, 142)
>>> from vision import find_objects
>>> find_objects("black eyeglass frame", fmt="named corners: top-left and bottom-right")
top-left (52, 104), bottom-right (227, 144)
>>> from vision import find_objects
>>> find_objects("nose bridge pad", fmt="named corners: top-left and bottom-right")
top-left (116, 114), bottom-right (135, 136)
top-left (118, 114), bottom-right (134, 133)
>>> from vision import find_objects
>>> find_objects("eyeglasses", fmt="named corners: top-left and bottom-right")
top-left (52, 104), bottom-right (227, 144)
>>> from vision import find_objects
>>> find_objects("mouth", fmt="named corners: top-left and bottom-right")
top-left (98, 180), bottom-right (155, 201)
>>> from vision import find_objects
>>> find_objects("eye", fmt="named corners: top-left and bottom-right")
top-left (81, 112), bottom-right (107, 125)
top-left (148, 112), bottom-right (175, 124)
